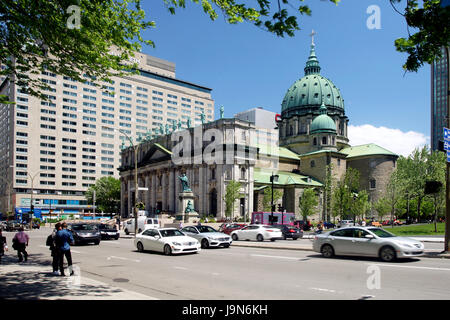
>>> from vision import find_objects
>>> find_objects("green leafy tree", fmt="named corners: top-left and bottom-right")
top-left (350, 190), bottom-right (370, 222)
top-left (2, 0), bottom-right (446, 104)
top-left (85, 176), bottom-right (121, 215)
top-left (331, 167), bottom-right (361, 221)
top-left (373, 197), bottom-right (390, 221)
top-left (298, 188), bottom-right (318, 221)
top-left (224, 180), bottom-right (241, 218)
top-left (262, 186), bottom-right (283, 212)
top-left (390, 0), bottom-right (450, 72)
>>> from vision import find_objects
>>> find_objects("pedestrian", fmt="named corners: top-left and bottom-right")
top-left (46, 222), bottom-right (62, 275)
top-left (197, 220), bottom-right (202, 227)
top-left (55, 222), bottom-right (74, 276)
top-left (12, 227), bottom-right (29, 262)
top-left (361, 219), bottom-right (366, 227)
top-left (0, 229), bottom-right (8, 264)
top-left (179, 221), bottom-right (183, 229)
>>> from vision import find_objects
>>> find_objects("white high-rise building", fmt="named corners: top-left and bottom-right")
top-left (0, 52), bottom-right (214, 218)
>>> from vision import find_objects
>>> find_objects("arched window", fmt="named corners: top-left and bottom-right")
top-left (313, 137), bottom-right (317, 145)
top-left (322, 137), bottom-right (327, 145)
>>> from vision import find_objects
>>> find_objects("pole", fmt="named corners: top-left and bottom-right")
top-left (134, 144), bottom-right (139, 236)
top-left (271, 173), bottom-right (274, 226)
top-left (93, 190), bottom-right (96, 220)
top-left (445, 47), bottom-right (450, 252)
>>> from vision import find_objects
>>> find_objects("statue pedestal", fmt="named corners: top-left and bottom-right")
top-left (177, 192), bottom-right (199, 223)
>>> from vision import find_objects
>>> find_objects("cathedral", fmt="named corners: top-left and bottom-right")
top-left (119, 39), bottom-right (398, 222)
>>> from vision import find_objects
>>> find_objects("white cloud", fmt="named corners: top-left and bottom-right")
top-left (348, 124), bottom-right (429, 157)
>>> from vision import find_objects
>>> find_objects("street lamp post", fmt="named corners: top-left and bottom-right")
top-left (270, 173), bottom-right (279, 225)
top-left (15, 170), bottom-right (43, 229)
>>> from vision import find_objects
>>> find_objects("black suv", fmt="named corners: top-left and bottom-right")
top-left (273, 225), bottom-right (303, 240)
top-left (98, 223), bottom-right (120, 240)
top-left (68, 223), bottom-right (101, 245)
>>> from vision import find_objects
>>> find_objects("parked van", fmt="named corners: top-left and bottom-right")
top-left (124, 217), bottom-right (160, 235)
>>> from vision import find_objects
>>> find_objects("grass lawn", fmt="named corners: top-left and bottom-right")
top-left (382, 223), bottom-right (445, 236)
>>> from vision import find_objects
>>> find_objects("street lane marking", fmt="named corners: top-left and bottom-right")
top-left (107, 256), bottom-right (140, 263)
top-left (310, 287), bottom-right (336, 293)
top-left (370, 263), bottom-right (450, 272)
top-left (250, 254), bottom-right (302, 260)
top-left (173, 266), bottom-right (188, 270)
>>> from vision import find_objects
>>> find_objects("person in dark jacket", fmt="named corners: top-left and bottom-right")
top-left (46, 223), bottom-right (61, 275)
top-left (0, 230), bottom-right (7, 264)
top-left (55, 222), bottom-right (74, 276)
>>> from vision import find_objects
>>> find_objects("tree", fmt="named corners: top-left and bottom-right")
top-left (85, 176), bottom-right (121, 215)
top-left (298, 188), bottom-right (318, 221)
top-left (390, 0), bottom-right (450, 72)
top-left (331, 167), bottom-right (361, 221)
top-left (2, 1), bottom-right (446, 104)
top-left (262, 186), bottom-right (283, 212)
top-left (351, 190), bottom-right (370, 223)
top-left (373, 197), bottom-right (390, 221)
top-left (224, 180), bottom-right (241, 218)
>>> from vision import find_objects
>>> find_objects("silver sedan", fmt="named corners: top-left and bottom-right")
top-left (312, 227), bottom-right (424, 262)
top-left (181, 225), bottom-right (232, 249)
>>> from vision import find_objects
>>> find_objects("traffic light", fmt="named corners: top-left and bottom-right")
top-left (424, 181), bottom-right (443, 194)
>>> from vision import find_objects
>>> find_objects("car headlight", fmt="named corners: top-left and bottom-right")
top-left (399, 242), bottom-right (413, 248)
top-left (172, 242), bottom-right (182, 246)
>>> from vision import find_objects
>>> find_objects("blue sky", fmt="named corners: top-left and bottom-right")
top-left (138, 0), bottom-right (431, 156)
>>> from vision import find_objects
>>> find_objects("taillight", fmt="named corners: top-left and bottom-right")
top-left (289, 229), bottom-right (295, 233)
top-left (267, 229), bottom-right (274, 232)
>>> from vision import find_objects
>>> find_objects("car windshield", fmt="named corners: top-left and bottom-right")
top-left (71, 224), bottom-right (98, 231)
top-left (99, 224), bottom-right (116, 230)
top-left (367, 228), bottom-right (396, 238)
top-left (197, 226), bottom-right (217, 233)
top-left (160, 229), bottom-right (184, 237)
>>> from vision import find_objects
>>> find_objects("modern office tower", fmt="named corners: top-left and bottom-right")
top-left (0, 52), bottom-right (214, 217)
top-left (234, 107), bottom-right (279, 145)
top-left (431, 46), bottom-right (450, 151)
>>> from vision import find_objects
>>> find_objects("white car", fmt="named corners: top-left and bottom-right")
top-left (134, 228), bottom-right (200, 255)
top-left (337, 220), bottom-right (358, 228)
top-left (230, 224), bottom-right (283, 242)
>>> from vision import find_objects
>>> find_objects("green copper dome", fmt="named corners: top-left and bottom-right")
top-left (310, 102), bottom-right (336, 134)
top-left (281, 44), bottom-right (345, 117)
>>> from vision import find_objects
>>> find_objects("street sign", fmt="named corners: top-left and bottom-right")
top-left (445, 141), bottom-right (450, 151)
top-left (447, 151), bottom-right (450, 163)
top-left (444, 127), bottom-right (450, 141)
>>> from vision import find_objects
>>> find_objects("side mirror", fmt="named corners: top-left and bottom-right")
top-left (365, 234), bottom-right (375, 239)
top-left (154, 235), bottom-right (160, 239)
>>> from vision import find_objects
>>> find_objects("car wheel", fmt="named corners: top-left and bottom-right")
top-left (283, 235), bottom-right (287, 240)
top-left (232, 234), bottom-right (238, 241)
top-left (201, 239), bottom-right (209, 249)
top-left (125, 229), bottom-right (129, 235)
top-left (223, 244), bottom-right (230, 248)
top-left (257, 234), bottom-right (264, 242)
top-left (137, 242), bottom-right (144, 252)
top-left (293, 237), bottom-right (298, 240)
top-left (380, 246), bottom-right (396, 262)
top-left (270, 239), bottom-right (276, 242)
top-left (321, 244), bottom-right (334, 258)
top-left (164, 244), bottom-right (172, 256)
top-left (94, 240), bottom-right (100, 245)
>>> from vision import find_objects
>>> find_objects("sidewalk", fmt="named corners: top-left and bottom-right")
top-left (0, 255), bottom-right (156, 300)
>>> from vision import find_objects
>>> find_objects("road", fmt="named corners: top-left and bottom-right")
top-left (1, 227), bottom-right (450, 300)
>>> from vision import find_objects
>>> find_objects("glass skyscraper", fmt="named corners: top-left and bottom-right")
top-left (431, 46), bottom-right (450, 151)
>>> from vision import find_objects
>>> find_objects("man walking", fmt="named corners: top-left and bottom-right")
top-left (46, 222), bottom-right (61, 275)
top-left (55, 222), bottom-right (74, 276)
top-left (12, 227), bottom-right (29, 262)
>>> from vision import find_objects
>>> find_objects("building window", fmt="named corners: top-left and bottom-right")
top-left (370, 179), bottom-right (376, 189)
top-left (240, 167), bottom-right (246, 180)
top-left (211, 168), bottom-right (216, 180)
top-left (322, 137), bottom-right (327, 145)
top-left (313, 138), bottom-right (317, 145)
top-left (310, 160), bottom-right (315, 168)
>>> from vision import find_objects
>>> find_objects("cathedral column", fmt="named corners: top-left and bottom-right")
top-left (175, 168), bottom-right (180, 213)
top-left (145, 175), bottom-right (150, 212)
top-left (120, 178), bottom-right (126, 218)
top-left (162, 171), bottom-right (167, 211)
top-left (169, 169), bottom-right (175, 213)
top-left (198, 166), bottom-right (204, 215)
top-left (151, 172), bottom-right (157, 213)
top-left (127, 179), bottom-right (132, 217)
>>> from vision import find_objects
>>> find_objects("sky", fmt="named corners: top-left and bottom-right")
top-left (138, 0), bottom-right (431, 157)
